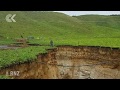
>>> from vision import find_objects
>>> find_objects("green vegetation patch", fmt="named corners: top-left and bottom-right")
top-left (0, 75), bottom-right (10, 79)
top-left (0, 46), bottom-right (53, 69)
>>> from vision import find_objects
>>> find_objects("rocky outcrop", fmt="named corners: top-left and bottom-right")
top-left (0, 46), bottom-right (120, 79)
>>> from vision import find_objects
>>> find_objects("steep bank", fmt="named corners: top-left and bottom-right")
top-left (0, 46), bottom-right (120, 79)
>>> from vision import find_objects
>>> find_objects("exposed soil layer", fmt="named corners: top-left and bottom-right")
top-left (0, 46), bottom-right (120, 79)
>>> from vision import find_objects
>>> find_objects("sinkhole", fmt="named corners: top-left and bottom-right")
top-left (0, 46), bottom-right (120, 79)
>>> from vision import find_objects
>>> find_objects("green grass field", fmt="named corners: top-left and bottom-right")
top-left (0, 11), bottom-right (120, 46)
top-left (0, 12), bottom-right (120, 46)
top-left (0, 46), bottom-right (53, 69)
top-left (0, 11), bottom-right (120, 71)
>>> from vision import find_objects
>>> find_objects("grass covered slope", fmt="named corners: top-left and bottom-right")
top-left (0, 11), bottom-right (120, 47)
top-left (73, 15), bottom-right (120, 37)
top-left (0, 46), bottom-right (51, 68)
top-left (0, 11), bottom-right (88, 38)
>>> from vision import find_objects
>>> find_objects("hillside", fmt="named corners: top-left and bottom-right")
top-left (0, 11), bottom-right (120, 47)
top-left (0, 11), bottom-right (88, 39)
top-left (73, 15), bottom-right (120, 37)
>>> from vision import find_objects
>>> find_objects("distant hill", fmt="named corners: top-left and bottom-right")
top-left (73, 15), bottom-right (120, 29)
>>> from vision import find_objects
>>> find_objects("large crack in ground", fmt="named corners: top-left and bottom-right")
top-left (0, 46), bottom-right (120, 79)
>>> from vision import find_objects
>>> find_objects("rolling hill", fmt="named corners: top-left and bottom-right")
top-left (0, 11), bottom-right (120, 47)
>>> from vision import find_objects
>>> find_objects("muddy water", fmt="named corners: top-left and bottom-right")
top-left (0, 46), bottom-right (120, 79)
top-left (0, 45), bottom-right (20, 50)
